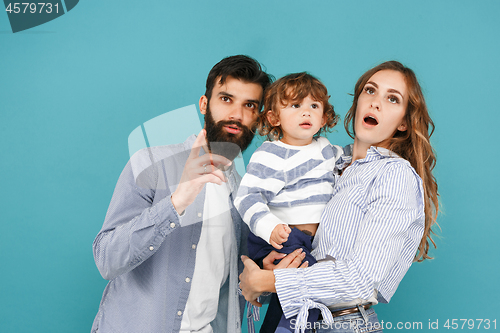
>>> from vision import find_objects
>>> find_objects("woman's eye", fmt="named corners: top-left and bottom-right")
top-left (365, 87), bottom-right (375, 95)
top-left (388, 96), bottom-right (399, 104)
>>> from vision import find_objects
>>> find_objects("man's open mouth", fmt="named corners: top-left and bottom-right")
top-left (225, 124), bottom-right (241, 134)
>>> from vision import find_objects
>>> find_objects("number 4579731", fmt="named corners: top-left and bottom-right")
top-left (443, 319), bottom-right (496, 330)
top-left (5, 3), bottom-right (59, 14)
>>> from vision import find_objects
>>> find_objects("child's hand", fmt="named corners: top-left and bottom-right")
top-left (269, 224), bottom-right (292, 249)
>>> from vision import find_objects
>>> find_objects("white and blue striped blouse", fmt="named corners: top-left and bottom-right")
top-left (274, 145), bottom-right (425, 324)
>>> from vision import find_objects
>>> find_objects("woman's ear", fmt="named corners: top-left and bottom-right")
top-left (398, 121), bottom-right (407, 132)
top-left (267, 110), bottom-right (280, 126)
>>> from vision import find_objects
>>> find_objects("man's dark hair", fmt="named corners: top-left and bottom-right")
top-left (205, 55), bottom-right (273, 110)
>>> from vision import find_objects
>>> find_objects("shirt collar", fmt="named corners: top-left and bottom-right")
top-left (336, 144), bottom-right (353, 170)
top-left (224, 163), bottom-right (238, 193)
top-left (338, 144), bottom-right (400, 168)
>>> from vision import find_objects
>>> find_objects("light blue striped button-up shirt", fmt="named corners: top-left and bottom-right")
top-left (274, 145), bottom-right (425, 322)
top-left (91, 135), bottom-right (247, 333)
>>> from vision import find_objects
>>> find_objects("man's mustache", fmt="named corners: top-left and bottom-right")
top-left (218, 120), bottom-right (247, 131)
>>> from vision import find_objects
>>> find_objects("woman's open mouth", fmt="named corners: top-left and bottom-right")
top-left (363, 115), bottom-right (378, 126)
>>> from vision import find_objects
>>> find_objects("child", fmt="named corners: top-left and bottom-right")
top-left (234, 72), bottom-right (342, 333)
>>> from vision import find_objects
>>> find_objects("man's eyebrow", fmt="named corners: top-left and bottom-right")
top-left (218, 92), bottom-right (260, 105)
top-left (246, 99), bottom-right (260, 105)
top-left (218, 91), bottom-right (233, 98)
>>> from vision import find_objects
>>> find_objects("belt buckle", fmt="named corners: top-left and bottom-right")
top-left (330, 304), bottom-right (371, 317)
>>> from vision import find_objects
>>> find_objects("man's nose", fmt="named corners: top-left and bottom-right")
top-left (229, 105), bottom-right (244, 121)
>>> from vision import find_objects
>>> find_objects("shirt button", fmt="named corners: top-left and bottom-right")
top-left (197, 212), bottom-right (202, 217)
top-left (177, 311), bottom-right (182, 316)
top-left (149, 246), bottom-right (154, 251)
top-left (191, 244), bottom-right (196, 250)
top-left (170, 222), bottom-right (176, 229)
top-left (185, 277), bottom-right (190, 283)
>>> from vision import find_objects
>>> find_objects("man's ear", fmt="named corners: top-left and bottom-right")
top-left (199, 95), bottom-right (208, 115)
top-left (267, 111), bottom-right (280, 126)
top-left (398, 121), bottom-right (407, 132)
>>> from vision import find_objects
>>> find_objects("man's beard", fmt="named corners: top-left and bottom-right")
top-left (204, 103), bottom-right (255, 160)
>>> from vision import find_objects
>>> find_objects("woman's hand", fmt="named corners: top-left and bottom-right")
top-left (261, 251), bottom-right (286, 270)
top-left (239, 249), bottom-right (308, 306)
top-left (262, 248), bottom-right (309, 270)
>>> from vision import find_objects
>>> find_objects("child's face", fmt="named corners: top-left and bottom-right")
top-left (269, 95), bottom-right (326, 146)
top-left (354, 69), bottom-right (408, 150)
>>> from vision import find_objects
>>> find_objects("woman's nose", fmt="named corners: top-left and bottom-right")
top-left (371, 98), bottom-right (381, 110)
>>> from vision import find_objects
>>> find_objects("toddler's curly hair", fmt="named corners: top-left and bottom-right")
top-left (259, 72), bottom-right (339, 141)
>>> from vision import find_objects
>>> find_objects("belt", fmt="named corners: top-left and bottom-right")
top-left (330, 304), bottom-right (371, 317)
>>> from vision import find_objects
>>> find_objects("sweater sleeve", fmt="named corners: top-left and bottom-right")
top-left (234, 143), bottom-right (287, 244)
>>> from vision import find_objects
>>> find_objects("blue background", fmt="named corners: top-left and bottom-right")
top-left (1, 1), bottom-right (499, 332)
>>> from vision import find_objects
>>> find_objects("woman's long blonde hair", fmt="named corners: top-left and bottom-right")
top-left (344, 61), bottom-right (439, 262)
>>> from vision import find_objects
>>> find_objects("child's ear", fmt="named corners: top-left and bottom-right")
top-left (321, 114), bottom-right (327, 127)
top-left (397, 121), bottom-right (407, 132)
top-left (267, 111), bottom-right (280, 126)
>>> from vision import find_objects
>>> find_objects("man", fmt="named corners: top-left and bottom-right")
top-left (91, 55), bottom-right (272, 333)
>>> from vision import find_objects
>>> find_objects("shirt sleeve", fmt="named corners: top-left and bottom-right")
top-left (92, 158), bottom-right (182, 280)
top-left (234, 144), bottom-right (287, 244)
top-left (274, 163), bottom-right (425, 318)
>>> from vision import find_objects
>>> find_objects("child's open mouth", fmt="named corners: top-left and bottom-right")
top-left (300, 121), bottom-right (312, 129)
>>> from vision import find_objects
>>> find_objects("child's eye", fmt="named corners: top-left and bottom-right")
top-left (388, 95), bottom-right (399, 104)
top-left (291, 104), bottom-right (301, 109)
top-left (311, 103), bottom-right (319, 109)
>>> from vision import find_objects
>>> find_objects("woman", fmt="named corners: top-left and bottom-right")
top-left (239, 61), bottom-right (439, 333)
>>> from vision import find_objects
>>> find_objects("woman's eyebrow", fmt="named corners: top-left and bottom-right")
top-left (367, 81), bottom-right (404, 98)
top-left (388, 88), bottom-right (404, 98)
